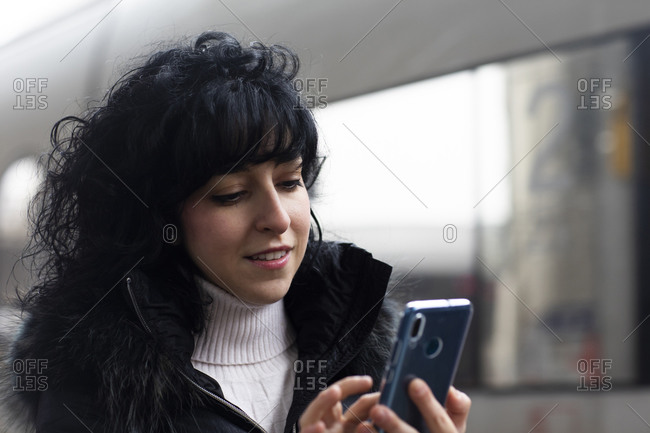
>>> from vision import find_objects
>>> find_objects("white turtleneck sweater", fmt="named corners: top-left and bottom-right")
top-left (191, 277), bottom-right (298, 433)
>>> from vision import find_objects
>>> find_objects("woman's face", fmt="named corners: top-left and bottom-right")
top-left (180, 158), bottom-right (311, 305)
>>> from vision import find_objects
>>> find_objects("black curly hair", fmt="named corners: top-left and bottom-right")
top-left (21, 31), bottom-right (321, 332)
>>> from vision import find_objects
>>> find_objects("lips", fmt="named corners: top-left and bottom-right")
top-left (247, 246), bottom-right (292, 258)
top-left (249, 250), bottom-right (289, 261)
top-left (246, 246), bottom-right (292, 270)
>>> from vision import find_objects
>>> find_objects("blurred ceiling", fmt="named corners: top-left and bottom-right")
top-left (1, 0), bottom-right (650, 162)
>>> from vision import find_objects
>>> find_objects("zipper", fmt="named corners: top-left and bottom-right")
top-left (126, 277), bottom-right (152, 334)
top-left (125, 276), bottom-right (267, 433)
top-left (177, 369), bottom-right (267, 433)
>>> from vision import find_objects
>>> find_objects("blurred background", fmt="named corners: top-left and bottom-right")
top-left (1, 0), bottom-right (650, 431)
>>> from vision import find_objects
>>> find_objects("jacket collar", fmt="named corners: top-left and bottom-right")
top-left (124, 243), bottom-right (392, 372)
top-left (5, 242), bottom-right (393, 433)
top-left (285, 243), bottom-right (392, 367)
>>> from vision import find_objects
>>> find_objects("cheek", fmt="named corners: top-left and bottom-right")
top-left (292, 193), bottom-right (312, 241)
top-left (181, 208), bottom-right (238, 255)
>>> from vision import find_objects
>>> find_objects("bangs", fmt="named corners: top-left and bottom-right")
top-left (172, 78), bottom-right (318, 193)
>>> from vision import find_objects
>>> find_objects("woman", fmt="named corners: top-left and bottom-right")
top-left (2, 32), bottom-right (470, 433)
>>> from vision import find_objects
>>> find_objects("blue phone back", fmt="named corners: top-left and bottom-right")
top-left (378, 299), bottom-right (473, 432)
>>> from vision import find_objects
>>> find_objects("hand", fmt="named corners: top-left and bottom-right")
top-left (299, 376), bottom-right (471, 433)
top-left (299, 376), bottom-right (377, 433)
top-left (370, 379), bottom-right (471, 433)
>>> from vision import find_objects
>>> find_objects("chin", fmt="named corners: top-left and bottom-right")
top-left (244, 283), bottom-right (291, 305)
top-left (245, 295), bottom-right (286, 306)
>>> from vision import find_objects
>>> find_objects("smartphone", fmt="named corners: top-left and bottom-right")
top-left (378, 299), bottom-right (473, 433)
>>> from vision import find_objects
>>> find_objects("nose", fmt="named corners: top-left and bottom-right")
top-left (254, 188), bottom-right (291, 234)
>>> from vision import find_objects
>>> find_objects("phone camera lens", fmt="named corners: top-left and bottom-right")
top-left (409, 313), bottom-right (426, 347)
top-left (410, 317), bottom-right (422, 338)
top-left (424, 337), bottom-right (443, 358)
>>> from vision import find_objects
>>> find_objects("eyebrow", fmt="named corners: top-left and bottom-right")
top-left (198, 158), bottom-right (304, 202)
top-left (232, 158), bottom-right (303, 173)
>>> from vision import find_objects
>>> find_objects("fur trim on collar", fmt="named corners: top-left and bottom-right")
top-left (3, 243), bottom-right (396, 433)
top-left (0, 306), bottom-right (35, 433)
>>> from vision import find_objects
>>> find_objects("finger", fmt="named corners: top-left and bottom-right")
top-left (301, 421), bottom-right (326, 433)
top-left (408, 378), bottom-right (456, 433)
top-left (334, 375), bottom-right (374, 401)
top-left (326, 376), bottom-right (373, 427)
top-left (323, 376), bottom-right (374, 426)
top-left (370, 405), bottom-right (417, 433)
top-left (342, 392), bottom-right (380, 425)
top-left (321, 401), bottom-right (343, 427)
top-left (299, 385), bottom-right (343, 427)
top-left (445, 387), bottom-right (471, 433)
top-left (299, 376), bottom-right (374, 428)
top-left (356, 420), bottom-right (378, 433)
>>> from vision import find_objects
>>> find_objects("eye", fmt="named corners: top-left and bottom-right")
top-left (279, 179), bottom-right (303, 190)
top-left (210, 191), bottom-right (244, 205)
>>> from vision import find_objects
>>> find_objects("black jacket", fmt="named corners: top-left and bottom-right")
top-left (1, 243), bottom-right (397, 433)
